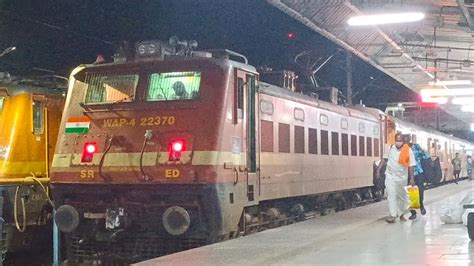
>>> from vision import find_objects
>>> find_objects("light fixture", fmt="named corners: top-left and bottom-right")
top-left (471, 123), bottom-right (474, 132)
top-left (461, 105), bottom-right (474, 113)
top-left (451, 97), bottom-right (474, 105)
top-left (428, 80), bottom-right (472, 86)
top-left (347, 12), bottom-right (425, 26)
top-left (420, 88), bottom-right (474, 97)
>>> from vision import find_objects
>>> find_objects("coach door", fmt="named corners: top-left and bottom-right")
top-left (234, 69), bottom-right (259, 202)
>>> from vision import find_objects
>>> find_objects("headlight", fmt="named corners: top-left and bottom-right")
top-left (162, 206), bottom-right (190, 236)
top-left (55, 205), bottom-right (80, 233)
top-left (0, 146), bottom-right (9, 160)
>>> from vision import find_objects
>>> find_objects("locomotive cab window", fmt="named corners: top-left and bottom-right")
top-left (148, 71), bottom-right (201, 101)
top-left (32, 100), bottom-right (44, 134)
top-left (84, 73), bottom-right (139, 104)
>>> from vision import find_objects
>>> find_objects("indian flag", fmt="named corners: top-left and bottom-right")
top-left (65, 117), bottom-right (91, 134)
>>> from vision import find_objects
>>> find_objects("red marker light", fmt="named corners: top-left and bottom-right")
top-left (172, 141), bottom-right (183, 152)
top-left (169, 140), bottom-right (185, 161)
top-left (287, 32), bottom-right (295, 39)
top-left (81, 142), bottom-right (97, 163)
top-left (86, 143), bottom-right (96, 154)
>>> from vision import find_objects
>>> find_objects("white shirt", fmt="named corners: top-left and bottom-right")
top-left (383, 145), bottom-right (416, 181)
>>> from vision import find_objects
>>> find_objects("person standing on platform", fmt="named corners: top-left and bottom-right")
top-left (467, 155), bottom-right (472, 181)
top-left (452, 153), bottom-right (461, 184)
top-left (378, 133), bottom-right (416, 223)
top-left (407, 142), bottom-right (430, 220)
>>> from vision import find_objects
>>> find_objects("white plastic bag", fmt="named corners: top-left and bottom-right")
top-left (439, 192), bottom-right (473, 224)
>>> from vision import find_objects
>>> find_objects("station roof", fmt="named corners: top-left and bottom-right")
top-left (267, 0), bottom-right (474, 125)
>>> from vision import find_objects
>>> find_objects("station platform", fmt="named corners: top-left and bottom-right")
top-left (136, 181), bottom-right (474, 266)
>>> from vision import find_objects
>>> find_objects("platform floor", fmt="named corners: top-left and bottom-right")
top-left (136, 181), bottom-right (474, 266)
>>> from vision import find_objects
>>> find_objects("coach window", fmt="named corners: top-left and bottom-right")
top-left (278, 123), bottom-right (290, 153)
top-left (308, 128), bottom-right (318, 154)
top-left (321, 130), bottom-right (329, 155)
top-left (331, 132), bottom-right (339, 155)
top-left (32, 100), bottom-right (44, 134)
top-left (359, 136), bottom-right (365, 156)
top-left (351, 135), bottom-right (357, 156)
top-left (84, 73), bottom-right (139, 104)
top-left (367, 137), bottom-right (372, 157)
top-left (374, 138), bottom-right (380, 157)
top-left (295, 126), bottom-right (305, 153)
top-left (261, 120), bottom-right (274, 152)
top-left (147, 72), bottom-right (201, 101)
top-left (341, 133), bottom-right (349, 156)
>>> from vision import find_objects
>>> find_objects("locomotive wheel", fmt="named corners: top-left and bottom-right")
top-left (468, 213), bottom-right (474, 240)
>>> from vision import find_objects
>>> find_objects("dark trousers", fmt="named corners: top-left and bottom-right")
top-left (409, 174), bottom-right (425, 214)
top-left (454, 170), bottom-right (461, 182)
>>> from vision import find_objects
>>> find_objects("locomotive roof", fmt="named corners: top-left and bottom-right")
top-left (0, 77), bottom-right (66, 97)
top-left (77, 54), bottom-right (257, 74)
top-left (259, 82), bottom-right (379, 123)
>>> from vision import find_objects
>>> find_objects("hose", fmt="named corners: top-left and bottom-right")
top-left (139, 130), bottom-right (153, 181)
top-left (99, 135), bottom-right (114, 181)
top-left (14, 173), bottom-right (55, 233)
top-left (14, 186), bottom-right (26, 232)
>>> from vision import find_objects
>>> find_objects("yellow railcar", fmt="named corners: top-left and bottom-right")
top-left (0, 77), bottom-right (65, 261)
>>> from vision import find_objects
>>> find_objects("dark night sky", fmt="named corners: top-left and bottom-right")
top-left (0, 0), bottom-right (415, 106)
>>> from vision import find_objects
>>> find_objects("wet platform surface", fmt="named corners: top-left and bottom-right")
top-left (136, 181), bottom-right (474, 266)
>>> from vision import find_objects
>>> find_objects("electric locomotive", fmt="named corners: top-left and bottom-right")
top-left (51, 40), bottom-right (474, 264)
top-left (0, 74), bottom-right (65, 261)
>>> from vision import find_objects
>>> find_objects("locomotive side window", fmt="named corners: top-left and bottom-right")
top-left (331, 132), bottom-right (339, 155)
top-left (261, 120), bottom-right (274, 152)
top-left (374, 138), bottom-right (380, 157)
top-left (84, 73), bottom-right (138, 104)
top-left (341, 133), bottom-right (349, 156)
top-left (278, 123), bottom-right (290, 153)
top-left (147, 72), bottom-right (201, 101)
top-left (367, 137), bottom-right (372, 156)
top-left (32, 100), bottom-right (44, 134)
top-left (351, 135), bottom-right (357, 156)
top-left (294, 126), bottom-right (305, 154)
top-left (308, 128), bottom-right (318, 154)
top-left (237, 77), bottom-right (244, 116)
top-left (359, 136), bottom-right (365, 156)
top-left (321, 130), bottom-right (329, 155)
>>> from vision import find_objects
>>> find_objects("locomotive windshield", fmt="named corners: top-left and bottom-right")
top-left (83, 73), bottom-right (139, 104)
top-left (147, 71), bottom-right (201, 101)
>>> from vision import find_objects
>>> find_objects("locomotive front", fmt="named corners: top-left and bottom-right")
top-left (51, 46), bottom-right (233, 262)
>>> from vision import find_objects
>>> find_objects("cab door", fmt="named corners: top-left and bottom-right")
top-left (234, 69), bottom-right (259, 202)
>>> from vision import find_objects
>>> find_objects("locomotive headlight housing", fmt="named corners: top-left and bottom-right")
top-left (162, 206), bottom-right (191, 236)
top-left (169, 140), bottom-right (185, 161)
top-left (55, 205), bottom-right (80, 233)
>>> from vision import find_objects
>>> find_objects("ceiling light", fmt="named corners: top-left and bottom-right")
top-left (347, 12), bottom-right (425, 26)
top-left (451, 97), bottom-right (474, 105)
top-left (461, 105), bottom-right (474, 113)
top-left (428, 80), bottom-right (472, 86)
top-left (420, 88), bottom-right (474, 97)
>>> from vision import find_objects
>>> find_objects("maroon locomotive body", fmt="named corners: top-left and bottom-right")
top-left (51, 41), bottom-right (394, 263)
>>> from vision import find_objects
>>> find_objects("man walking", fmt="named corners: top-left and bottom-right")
top-left (378, 133), bottom-right (416, 223)
top-left (407, 142), bottom-right (430, 220)
top-left (452, 153), bottom-right (461, 184)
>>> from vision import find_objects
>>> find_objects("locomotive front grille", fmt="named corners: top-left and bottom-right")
top-left (67, 234), bottom-right (206, 264)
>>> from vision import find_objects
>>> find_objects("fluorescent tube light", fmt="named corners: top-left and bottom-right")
top-left (347, 12), bottom-right (425, 26)
top-left (428, 80), bottom-right (472, 86)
